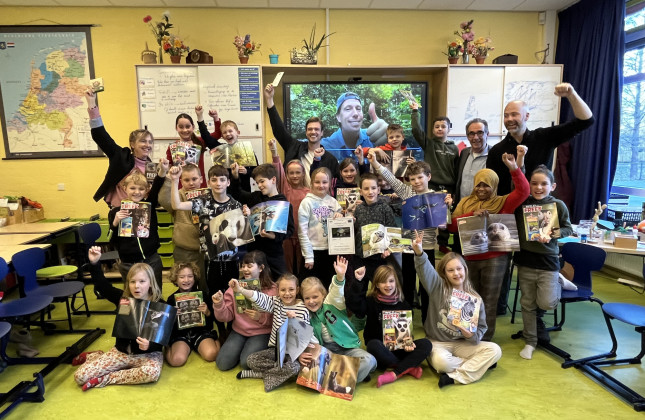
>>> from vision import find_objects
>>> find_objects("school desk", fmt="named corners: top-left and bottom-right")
top-left (0, 234), bottom-right (51, 245)
top-left (0, 245), bottom-right (52, 263)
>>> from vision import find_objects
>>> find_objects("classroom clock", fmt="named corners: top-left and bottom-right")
top-left (187, 49), bottom-right (213, 64)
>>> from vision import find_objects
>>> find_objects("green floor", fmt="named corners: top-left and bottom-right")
top-left (1, 271), bottom-right (644, 420)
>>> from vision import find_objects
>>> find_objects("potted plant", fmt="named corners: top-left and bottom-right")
top-left (234, 34), bottom-right (260, 64)
top-left (444, 40), bottom-right (463, 64)
top-left (269, 48), bottom-right (279, 64)
top-left (162, 34), bottom-right (189, 63)
top-left (290, 23), bottom-right (334, 65)
top-left (472, 37), bottom-right (494, 64)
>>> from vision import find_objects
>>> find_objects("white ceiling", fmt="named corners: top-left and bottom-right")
top-left (0, 0), bottom-right (580, 12)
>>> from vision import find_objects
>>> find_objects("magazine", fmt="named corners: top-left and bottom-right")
top-left (145, 162), bottom-right (157, 185)
top-left (386, 227), bottom-right (413, 253)
top-left (185, 188), bottom-right (209, 224)
top-left (249, 200), bottom-right (290, 236)
top-left (276, 318), bottom-right (314, 368)
top-left (327, 217), bottom-right (355, 255)
top-left (297, 343), bottom-right (361, 401)
top-left (457, 214), bottom-right (520, 256)
top-left (382, 310), bottom-right (414, 351)
top-left (447, 289), bottom-right (481, 333)
top-left (522, 203), bottom-right (561, 240)
top-left (210, 141), bottom-right (257, 168)
top-left (118, 201), bottom-right (151, 238)
top-left (174, 291), bottom-right (205, 329)
top-left (336, 188), bottom-right (361, 217)
top-left (402, 192), bottom-right (448, 230)
top-left (206, 208), bottom-right (254, 260)
top-left (169, 141), bottom-right (202, 166)
top-left (112, 298), bottom-right (177, 346)
top-left (361, 224), bottom-right (390, 257)
top-left (234, 278), bottom-right (261, 314)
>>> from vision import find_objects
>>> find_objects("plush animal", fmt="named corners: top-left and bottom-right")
top-left (487, 222), bottom-right (511, 243)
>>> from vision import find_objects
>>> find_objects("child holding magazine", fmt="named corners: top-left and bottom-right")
top-left (311, 147), bottom-right (368, 198)
top-left (349, 263), bottom-right (432, 388)
top-left (165, 262), bottom-right (220, 367)
top-left (513, 165), bottom-right (573, 360)
top-left (212, 251), bottom-right (277, 370)
top-left (299, 256), bottom-right (377, 383)
top-left (413, 231), bottom-right (501, 388)
top-left (232, 274), bottom-right (309, 392)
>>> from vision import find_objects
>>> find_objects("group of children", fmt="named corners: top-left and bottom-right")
top-left (75, 84), bottom-right (572, 393)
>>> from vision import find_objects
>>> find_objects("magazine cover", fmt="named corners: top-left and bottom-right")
top-left (457, 214), bottom-right (520, 256)
top-left (361, 223), bottom-right (390, 257)
top-left (328, 217), bottom-right (355, 255)
top-left (382, 310), bottom-right (414, 351)
top-left (113, 298), bottom-right (177, 346)
top-left (276, 318), bottom-right (314, 368)
top-left (145, 162), bottom-right (157, 185)
top-left (175, 291), bottom-right (205, 329)
top-left (402, 192), bottom-right (448, 230)
top-left (297, 343), bottom-right (361, 401)
top-left (386, 227), bottom-right (413, 253)
top-left (336, 187), bottom-right (361, 217)
top-left (210, 141), bottom-right (257, 168)
top-left (170, 141), bottom-right (202, 166)
top-left (522, 203), bottom-right (561, 240)
top-left (118, 201), bottom-right (151, 238)
top-left (447, 289), bottom-right (481, 333)
top-left (186, 188), bottom-right (209, 224)
top-left (372, 150), bottom-right (412, 178)
top-left (234, 278), bottom-right (261, 313)
top-left (206, 208), bottom-right (254, 260)
top-left (249, 200), bottom-right (290, 236)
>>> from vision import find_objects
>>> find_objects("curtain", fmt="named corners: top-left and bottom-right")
top-left (554, 0), bottom-right (624, 223)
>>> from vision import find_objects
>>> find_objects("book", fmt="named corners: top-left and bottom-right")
top-left (112, 298), bottom-right (177, 346)
top-left (248, 200), bottom-right (290, 236)
top-left (457, 214), bottom-right (520, 256)
top-left (296, 343), bottom-right (361, 401)
top-left (234, 278), bottom-right (261, 314)
top-left (174, 291), bottom-right (205, 329)
top-left (90, 77), bottom-right (104, 93)
top-left (275, 318), bottom-right (314, 368)
top-left (336, 187), bottom-right (361, 217)
top-left (372, 150), bottom-right (413, 178)
top-left (360, 223), bottom-right (390, 257)
top-left (145, 162), bottom-right (157, 185)
top-left (382, 310), bottom-right (414, 351)
top-left (447, 289), bottom-right (481, 333)
top-left (386, 226), bottom-right (413, 253)
top-left (210, 141), bottom-right (257, 168)
top-left (206, 208), bottom-right (254, 260)
top-left (186, 188), bottom-right (210, 224)
top-left (169, 141), bottom-right (202, 166)
top-left (522, 203), bottom-right (561, 241)
top-left (118, 201), bottom-right (151, 238)
top-left (402, 192), bottom-right (448, 230)
top-left (327, 217), bottom-right (355, 255)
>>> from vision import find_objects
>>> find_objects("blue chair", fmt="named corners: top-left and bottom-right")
top-left (11, 248), bottom-right (90, 333)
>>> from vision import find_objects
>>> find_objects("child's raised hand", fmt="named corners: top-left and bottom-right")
top-left (412, 230), bottom-right (424, 256)
top-left (264, 83), bottom-right (275, 99)
top-left (313, 147), bottom-right (325, 159)
top-left (158, 158), bottom-right (170, 177)
top-left (268, 138), bottom-right (277, 152)
top-left (286, 310), bottom-right (297, 319)
top-left (212, 290), bottom-right (224, 304)
top-left (354, 266), bottom-right (366, 281)
top-left (334, 256), bottom-right (348, 279)
top-left (501, 152), bottom-right (518, 171)
top-left (242, 204), bottom-right (250, 217)
top-left (366, 151), bottom-right (380, 169)
top-left (354, 146), bottom-right (364, 159)
top-left (444, 194), bottom-right (453, 208)
top-left (517, 144), bottom-right (528, 158)
top-left (168, 165), bottom-right (182, 181)
top-left (84, 89), bottom-right (97, 107)
top-left (208, 109), bottom-right (219, 121)
top-left (410, 102), bottom-right (419, 111)
top-left (229, 279), bottom-right (241, 292)
top-left (88, 246), bottom-right (102, 265)
top-left (195, 105), bottom-right (204, 120)
top-left (230, 162), bottom-right (240, 179)
top-left (238, 166), bottom-right (248, 175)
top-left (136, 337), bottom-right (150, 351)
top-left (243, 309), bottom-right (261, 321)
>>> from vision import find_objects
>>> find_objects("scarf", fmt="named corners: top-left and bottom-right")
top-left (453, 168), bottom-right (507, 217)
top-left (375, 293), bottom-right (398, 304)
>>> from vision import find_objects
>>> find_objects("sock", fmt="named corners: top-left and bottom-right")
top-left (438, 373), bottom-right (455, 388)
top-left (72, 351), bottom-right (101, 366)
top-left (520, 345), bottom-right (535, 360)
top-left (376, 371), bottom-right (397, 388)
top-left (82, 377), bottom-right (104, 391)
top-left (236, 369), bottom-right (263, 379)
top-left (398, 366), bottom-right (423, 379)
top-left (488, 362), bottom-right (497, 370)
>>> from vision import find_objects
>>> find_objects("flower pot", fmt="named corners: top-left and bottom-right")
top-left (170, 55), bottom-right (181, 64)
top-left (269, 54), bottom-right (279, 64)
top-left (239, 55), bottom-right (249, 64)
top-left (475, 56), bottom-right (486, 64)
top-left (448, 57), bottom-right (459, 64)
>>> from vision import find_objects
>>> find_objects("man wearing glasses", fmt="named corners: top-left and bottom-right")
top-left (455, 118), bottom-right (491, 203)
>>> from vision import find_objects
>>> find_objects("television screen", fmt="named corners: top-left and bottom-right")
top-left (283, 82), bottom-right (428, 162)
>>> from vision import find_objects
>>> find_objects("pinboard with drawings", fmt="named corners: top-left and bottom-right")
top-left (135, 65), bottom-right (264, 163)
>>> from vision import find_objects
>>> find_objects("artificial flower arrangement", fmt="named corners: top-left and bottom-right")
top-left (162, 34), bottom-right (189, 57)
top-left (444, 40), bottom-right (463, 58)
top-left (455, 19), bottom-right (475, 50)
top-left (472, 36), bottom-right (494, 58)
top-left (234, 34), bottom-right (260, 57)
top-left (144, 11), bottom-right (189, 57)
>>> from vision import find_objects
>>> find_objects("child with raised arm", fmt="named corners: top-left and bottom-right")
top-left (232, 274), bottom-right (309, 392)
top-left (514, 165), bottom-right (573, 360)
top-left (299, 256), bottom-right (377, 383)
top-left (196, 107), bottom-right (222, 146)
top-left (74, 247), bottom-right (164, 391)
top-left (349, 263), bottom-right (432, 388)
top-left (228, 161), bottom-right (295, 278)
top-left (413, 231), bottom-right (501, 388)
top-left (269, 138), bottom-right (310, 275)
top-left (212, 251), bottom-right (276, 370)
top-left (108, 160), bottom-right (169, 289)
top-left (298, 167), bottom-right (343, 288)
top-left (364, 123), bottom-right (416, 180)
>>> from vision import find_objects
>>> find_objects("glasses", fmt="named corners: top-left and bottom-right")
top-left (467, 131), bottom-right (486, 138)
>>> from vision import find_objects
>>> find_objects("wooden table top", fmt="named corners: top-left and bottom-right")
top-left (0, 244), bottom-right (52, 263)
top-left (0, 233), bottom-right (51, 245)
top-left (0, 222), bottom-right (79, 235)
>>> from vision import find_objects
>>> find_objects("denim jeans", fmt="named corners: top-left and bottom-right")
top-left (215, 330), bottom-right (270, 371)
top-left (323, 341), bottom-right (377, 382)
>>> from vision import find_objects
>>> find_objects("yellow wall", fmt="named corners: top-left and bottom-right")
top-left (0, 6), bottom-right (543, 219)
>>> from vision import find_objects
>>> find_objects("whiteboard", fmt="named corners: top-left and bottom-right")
top-left (503, 66), bottom-right (562, 132)
top-left (447, 67), bottom-right (505, 135)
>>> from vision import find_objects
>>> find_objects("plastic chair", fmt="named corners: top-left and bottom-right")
top-left (11, 248), bottom-right (90, 333)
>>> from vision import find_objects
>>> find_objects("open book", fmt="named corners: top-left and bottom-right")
top-left (118, 201), bottom-right (151, 238)
top-left (249, 200), bottom-right (290, 236)
top-left (297, 343), bottom-right (360, 401)
top-left (275, 318), bottom-right (314, 368)
top-left (448, 289), bottom-right (481, 333)
top-left (457, 213), bottom-right (520, 256)
top-left (113, 298), bottom-right (177, 346)
top-left (373, 150), bottom-right (413, 178)
top-left (522, 203), bottom-right (561, 241)
top-left (175, 291), bottom-right (205, 329)
top-left (361, 224), bottom-right (412, 256)
top-left (402, 192), bottom-right (448, 230)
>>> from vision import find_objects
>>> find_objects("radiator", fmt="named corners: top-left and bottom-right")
top-left (605, 252), bottom-right (643, 277)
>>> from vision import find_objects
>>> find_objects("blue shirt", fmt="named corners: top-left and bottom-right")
top-left (321, 128), bottom-right (373, 160)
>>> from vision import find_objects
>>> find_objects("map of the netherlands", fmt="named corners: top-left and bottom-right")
top-left (0, 26), bottom-right (102, 158)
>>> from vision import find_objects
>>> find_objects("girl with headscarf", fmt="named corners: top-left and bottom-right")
top-left (449, 150), bottom-right (529, 341)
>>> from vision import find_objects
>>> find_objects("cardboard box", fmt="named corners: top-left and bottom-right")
top-left (614, 235), bottom-right (638, 249)
top-left (23, 207), bottom-right (45, 223)
top-left (0, 200), bottom-right (23, 225)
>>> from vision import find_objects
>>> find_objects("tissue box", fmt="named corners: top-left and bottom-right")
top-left (614, 235), bottom-right (637, 249)
top-left (23, 207), bottom-right (45, 223)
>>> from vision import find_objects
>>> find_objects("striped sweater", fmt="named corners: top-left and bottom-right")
top-left (251, 291), bottom-right (310, 347)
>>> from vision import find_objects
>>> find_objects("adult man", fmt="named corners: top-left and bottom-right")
top-left (455, 118), bottom-right (491, 204)
top-left (487, 83), bottom-right (594, 196)
top-left (264, 83), bottom-right (339, 184)
top-left (321, 92), bottom-right (387, 161)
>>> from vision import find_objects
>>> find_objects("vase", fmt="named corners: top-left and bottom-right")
top-left (158, 47), bottom-right (163, 64)
top-left (448, 57), bottom-right (459, 64)
top-left (475, 56), bottom-right (486, 64)
top-left (170, 55), bottom-right (181, 64)
top-left (462, 52), bottom-right (470, 64)
top-left (239, 55), bottom-right (249, 64)
top-left (269, 54), bottom-right (279, 64)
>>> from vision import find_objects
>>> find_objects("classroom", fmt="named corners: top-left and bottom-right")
top-left (0, 0), bottom-right (644, 419)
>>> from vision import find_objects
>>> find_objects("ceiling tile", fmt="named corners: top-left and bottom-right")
top-left (269, 0), bottom-right (320, 8)
top-left (164, 0), bottom-right (217, 7)
top-left (320, 0), bottom-right (372, 8)
top-left (107, 0), bottom-right (167, 6)
top-left (0, 0), bottom-right (58, 5)
top-left (55, 0), bottom-right (112, 5)
top-left (369, 0), bottom-right (422, 9)
top-left (513, 0), bottom-right (580, 11)
top-left (418, 0), bottom-right (475, 10)
top-left (468, 0), bottom-right (526, 11)
top-left (215, 0), bottom-right (269, 7)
